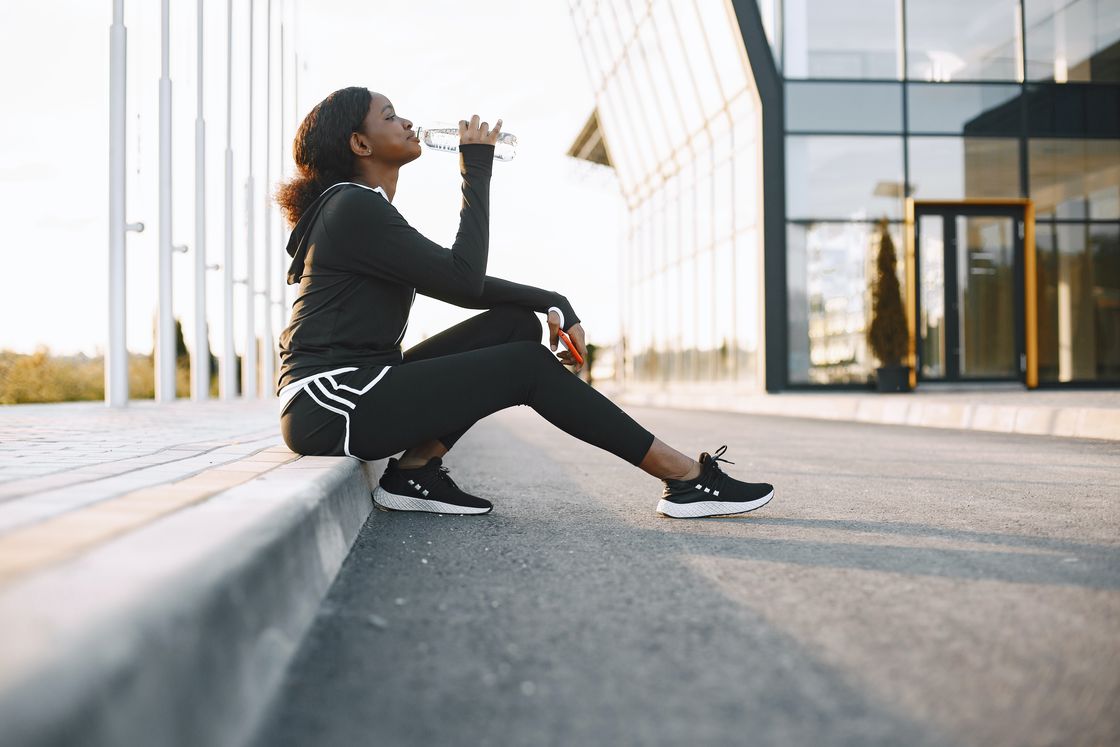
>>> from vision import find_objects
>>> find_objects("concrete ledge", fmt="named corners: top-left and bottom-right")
top-left (611, 383), bottom-right (1120, 442)
top-left (0, 451), bottom-right (384, 747)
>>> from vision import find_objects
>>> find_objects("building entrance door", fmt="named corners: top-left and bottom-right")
top-left (912, 204), bottom-right (1028, 384)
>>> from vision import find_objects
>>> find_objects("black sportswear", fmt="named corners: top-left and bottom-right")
top-left (277, 143), bottom-right (656, 473)
top-left (277, 143), bottom-right (579, 392)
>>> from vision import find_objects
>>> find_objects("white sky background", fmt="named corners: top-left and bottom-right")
top-left (0, 0), bottom-right (622, 360)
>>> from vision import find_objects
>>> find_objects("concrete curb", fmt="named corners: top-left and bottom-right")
top-left (0, 454), bottom-right (385, 747)
top-left (612, 387), bottom-right (1120, 441)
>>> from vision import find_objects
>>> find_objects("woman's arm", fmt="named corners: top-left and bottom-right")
top-left (437, 275), bottom-right (581, 332)
top-left (321, 143), bottom-right (494, 299)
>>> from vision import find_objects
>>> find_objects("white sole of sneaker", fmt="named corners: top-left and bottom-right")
top-left (372, 485), bottom-right (492, 515)
top-left (656, 489), bottom-right (774, 518)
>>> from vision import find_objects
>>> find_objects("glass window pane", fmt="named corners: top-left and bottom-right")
top-left (787, 221), bottom-right (903, 383)
top-left (732, 145), bottom-right (760, 230)
top-left (785, 136), bottom-right (905, 219)
top-left (714, 239), bottom-right (736, 380)
top-left (906, 0), bottom-right (1023, 82)
top-left (651, 0), bottom-right (704, 114)
top-left (696, 152), bottom-right (715, 250)
top-left (671, 1), bottom-right (725, 119)
top-left (1029, 138), bottom-right (1120, 219)
top-left (734, 228), bottom-right (761, 384)
top-left (1035, 222), bottom-right (1120, 382)
top-left (729, 89), bottom-right (758, 152)
top-left (694, 0), bottom-right (749, 98)
top-left (612, 62), bottom-right (655, 181)
top-left (621, 47), bottom-right (672, 166)
top-left (786, 81), bottom-right (903, 133)
top-left (784, 0), bottom-right (901, 79)
top-left (908, 137), bottom-right (1022, 200)
top-left (636, 17), bottom-right (691, 153)
top-left (710, 109), bottom-right (733, 161)
top-left (588, 11), bottom-right (615, 70)
top-left (679, 157), bottom-right (697, 255)
top-left (907, 83), bottom-right (1023, 134)
top-left (600, 0), bottom-right (630, 64)
top-left (665, 174), bottom-right (681, 266)
top-left (714, 157), bottom-right (734, 241)
top-left (1025, 83), bottom-right (1120, 138)
top-left (1025, 0), bottom-right (1120, 82)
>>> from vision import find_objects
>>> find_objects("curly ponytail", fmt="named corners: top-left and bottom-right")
top-left (275, 86), bottom-right (372, 228)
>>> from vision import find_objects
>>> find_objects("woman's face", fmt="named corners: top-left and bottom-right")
top-left (351, 92), bottom-right (421, 166)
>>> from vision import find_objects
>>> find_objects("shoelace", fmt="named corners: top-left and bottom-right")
top-left (701, 445), bottom-right (735, 493)
top-left (435, 464), bottom-right (460, 490)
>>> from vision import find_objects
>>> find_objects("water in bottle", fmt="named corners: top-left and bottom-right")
top-left (415, 123), bottom-right (518, 162)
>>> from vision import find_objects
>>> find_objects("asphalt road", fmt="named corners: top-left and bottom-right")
top-left (251, 405), bottom-right (1120, 747)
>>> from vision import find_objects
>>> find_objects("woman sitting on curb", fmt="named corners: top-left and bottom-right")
top-left (274, 86), bottom-right (775, 519)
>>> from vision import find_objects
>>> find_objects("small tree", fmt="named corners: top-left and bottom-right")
top-left (867, 219), bottom-right (908, 368)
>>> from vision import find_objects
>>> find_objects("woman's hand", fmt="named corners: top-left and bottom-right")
top-left (458, 114), bottom-right (503, 146)
top-left (548, 310), bottom-right (587, 374)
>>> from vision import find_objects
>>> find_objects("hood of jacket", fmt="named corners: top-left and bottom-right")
top-left (285, 182), bottom-right (388, 284)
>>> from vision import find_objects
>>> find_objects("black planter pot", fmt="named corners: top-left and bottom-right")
top-left (875, 365), bottom-right (912, 393)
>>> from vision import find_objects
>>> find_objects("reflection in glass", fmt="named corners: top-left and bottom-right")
top-left (956, 216), bottom-right (1018, 378)
top-left (918, 215), bottom-right (946, 378)
top-left (1036, 222), bottom-right (1120, 381)
top-left (907, 82), bottom-right (1022, 134)
top-left (1025, 0), bottom-right (1120, 82)
top-left (787, 222), bottom-right (904, 384)
top-left (786, 82), bottom-right (903, 133)
top-left (783, 0), bottom-right (901, 79)
top-left (908, 137), bottom-right (1021, 201)
top-left (906, 0), bottom-right (1022, 82)
top-left (786, 136), bottom-right (905, 219)
top-left (1029, 138), bottom-right (1120, 219)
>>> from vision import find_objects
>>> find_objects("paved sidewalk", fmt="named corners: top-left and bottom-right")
top-left (254, 404), bottom-right (1120, 747)
top-left (0, 400), bottom-right (379, 747)
top-left (609, 382), bottom-right (1120, 441)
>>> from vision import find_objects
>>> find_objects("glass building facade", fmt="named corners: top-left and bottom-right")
top-left (570, 0), bottom-right (1120, 390)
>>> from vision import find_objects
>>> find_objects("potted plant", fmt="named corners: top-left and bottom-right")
top-left (867, 219), bottom-right (911, 392)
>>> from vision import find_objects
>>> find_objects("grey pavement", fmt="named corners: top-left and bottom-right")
top-left (251, 405), bottom-right (1120, 747)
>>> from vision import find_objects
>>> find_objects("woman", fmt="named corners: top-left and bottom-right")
top-left (274, 86), bottom-right (774, 519)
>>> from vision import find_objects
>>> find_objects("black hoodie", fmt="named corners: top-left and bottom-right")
top-left (276, 142), bottom-right (579, 394)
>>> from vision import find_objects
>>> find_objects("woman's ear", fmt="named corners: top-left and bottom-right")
top-left (350, 132), bottom-right (372, 156)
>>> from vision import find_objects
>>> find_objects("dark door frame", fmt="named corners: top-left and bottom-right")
top-left (904, 199), bottom-right (1039, 390)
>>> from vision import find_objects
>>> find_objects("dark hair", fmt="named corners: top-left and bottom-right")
top-left (275, 86), bottom-right (372, 228)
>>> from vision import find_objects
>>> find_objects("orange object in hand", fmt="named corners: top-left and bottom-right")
top-left (556, 328), bottom-right (584, 366)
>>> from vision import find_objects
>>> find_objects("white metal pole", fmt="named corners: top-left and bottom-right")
top-left (192, 0), bottom-right (209, 401)
top-left (157, 0), bottom-right (176, 402)
top-left (261, 0), bottom-right (275, 397)
top-left (243, 0), bottom-right (258, 398)
top-left (109, 0), bottom-right (130, 407)
top-left (222, 0), bottom-right (237, 399)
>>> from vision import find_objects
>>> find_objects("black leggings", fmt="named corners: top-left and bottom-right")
top-left (280, 305), bottom-right (656, 466)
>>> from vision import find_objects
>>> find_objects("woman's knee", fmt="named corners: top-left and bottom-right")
top-left (492, 304), bottom-right (542, 342)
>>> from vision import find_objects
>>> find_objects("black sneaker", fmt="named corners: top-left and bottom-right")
top-left (373, 456), bottom-right (492, 515)
top-left (657, 445), bottom-right (774, 518)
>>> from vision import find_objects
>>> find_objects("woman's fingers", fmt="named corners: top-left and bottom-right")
top-left (460, 114), bottom-right (503, 145)
top-left (569, 324), bottom-right (588, 373)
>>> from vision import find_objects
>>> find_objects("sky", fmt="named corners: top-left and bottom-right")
top-left (0, 0), bottom-right (622, 359)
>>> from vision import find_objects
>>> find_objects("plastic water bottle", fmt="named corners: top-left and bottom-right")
top-left (415, 122), bottom-right (518, 162)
